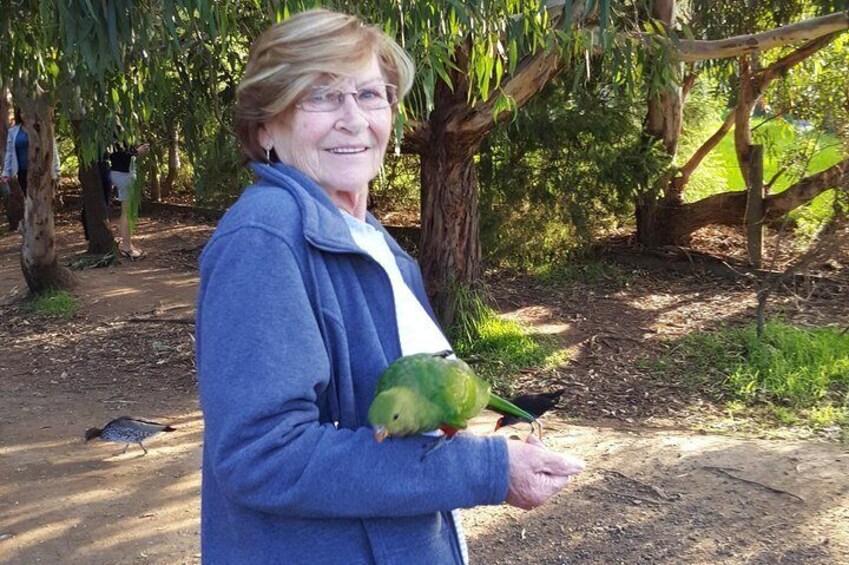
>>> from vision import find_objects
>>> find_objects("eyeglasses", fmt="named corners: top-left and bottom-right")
top-left (297, 83), bottom-right (398, 112)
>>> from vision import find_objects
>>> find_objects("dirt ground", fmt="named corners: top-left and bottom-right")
top-left (0, 209), bottom-right (847, 565)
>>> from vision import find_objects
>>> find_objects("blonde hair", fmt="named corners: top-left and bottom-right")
top-left (234, 9), bottom-right (415, 162)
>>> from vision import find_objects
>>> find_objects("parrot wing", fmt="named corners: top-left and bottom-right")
top-left (376, 354), bottom-right (491, 430)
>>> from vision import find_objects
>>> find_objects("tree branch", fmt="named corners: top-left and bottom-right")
top-left (674, 11), bottom-right (849, 62)
top-left (676, 31), bottom-right (841, 195)
top-left (668, 158), bottom-right (847, 240)
top-left (673, 110), bottom-right (735, 194)
top-left (455, 49), bottom-right (565, 140)
top-left (765, 158), bottom-right (849, 220)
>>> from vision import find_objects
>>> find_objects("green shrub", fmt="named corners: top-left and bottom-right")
top-left (478, 73), bottom-right (665, 270)
top-left (534, 260), bottom-right (633, 288)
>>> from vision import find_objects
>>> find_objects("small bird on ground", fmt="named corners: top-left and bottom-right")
top-left (494, 388), bottom-right (565, 431)
top-left (84, 416), bottom-right (176, 455)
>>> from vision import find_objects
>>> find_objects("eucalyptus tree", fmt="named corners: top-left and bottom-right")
top-left (635, 0), bottom-right (849, 246)
top-left (1, 0), bottom-right (164, 289)
top-left (278, 0), bottom-right (615, 324)
top-left (0, 35), bottom-right (78, 292)
top-left (0, 0), bottom-right (266, 291)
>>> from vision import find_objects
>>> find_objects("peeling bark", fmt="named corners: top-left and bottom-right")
top-left (17, 95), bottom-right (76, 293)
top-left (674, 11), bottom-right (849, 62)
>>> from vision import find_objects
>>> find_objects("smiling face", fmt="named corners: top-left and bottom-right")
top-left (259, 55), bottom-right (392, 218)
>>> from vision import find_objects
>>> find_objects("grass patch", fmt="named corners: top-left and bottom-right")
top-left (447, 284), bottom-right (562, 394)
top-left (655, 321), bottom-right (849, 432)
top-left (534, 260), bottom-right (633, 288)
top-left (28, 290), bottom-right (80, 318)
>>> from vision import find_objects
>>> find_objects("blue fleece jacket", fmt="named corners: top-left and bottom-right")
top-left (196, 162), bottom-right (510, 564)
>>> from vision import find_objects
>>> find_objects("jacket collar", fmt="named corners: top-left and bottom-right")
top-left (251, 161), bottom-right (364, 253)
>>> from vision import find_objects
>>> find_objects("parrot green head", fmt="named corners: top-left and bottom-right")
top-left (368, 387), bottom-right (434, 442)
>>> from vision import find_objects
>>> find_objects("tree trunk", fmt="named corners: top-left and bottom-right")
top-left (636, 0), bottom-right (685, 247)
top-left (734, 56), bottom-right (762, 188)
top-left (149, 149), bottom-right (162, 202)
top-left (162, 123), bottom-right (179, 198)
top-left (419, 89), bottom-right (482, 326)
top-left (72, 120), bottom-right (115, 254)
top-left (17, 95), bottom-right (76, 293)
top-left (746, 144), bottom-right (764, 268)
top-left (0, 87), bottom-right (7, 161)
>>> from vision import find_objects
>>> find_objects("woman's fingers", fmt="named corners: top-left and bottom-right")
top-left (506, 438), bottom-right (586, 510)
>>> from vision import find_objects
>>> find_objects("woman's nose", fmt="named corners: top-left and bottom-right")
top-left (335, 96), bottom-right (369, 133)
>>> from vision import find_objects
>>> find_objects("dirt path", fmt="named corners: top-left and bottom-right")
top-left (1, 214), bottom-right (847, 564)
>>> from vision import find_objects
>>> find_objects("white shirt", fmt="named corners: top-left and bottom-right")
top-left (342, 212), bottom-right (469, 565)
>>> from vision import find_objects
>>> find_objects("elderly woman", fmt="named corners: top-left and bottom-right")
top-left (196, 9), bottom-right (584, 564)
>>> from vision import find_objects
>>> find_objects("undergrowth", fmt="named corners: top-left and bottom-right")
top-left (533, 260), bottom-right (633, 288)
top-left (447, 284), bottom-right (563, 395)
top-left (653, 321), bottom-right (849, 433)
top-left (28, 290), bottom-right (80, 318)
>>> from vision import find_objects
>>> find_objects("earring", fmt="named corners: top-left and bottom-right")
top-left (264, 147), bottom-right (272, 164)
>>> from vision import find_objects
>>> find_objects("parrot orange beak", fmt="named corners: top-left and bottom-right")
top-left (373, 426), bottom-right (389, 443)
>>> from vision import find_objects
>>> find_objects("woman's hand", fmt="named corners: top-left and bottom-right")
top-left (505, 434), bottom-right (585, 510)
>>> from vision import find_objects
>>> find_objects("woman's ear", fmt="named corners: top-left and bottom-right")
top-left (257, 125), bottom-right (273, 152)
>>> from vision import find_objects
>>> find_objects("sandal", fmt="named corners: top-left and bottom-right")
top-left (119, 247), bottom-right (145, 261)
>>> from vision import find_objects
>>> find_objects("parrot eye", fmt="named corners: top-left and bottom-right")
top-left (392, 414), bottom-right (399, 420)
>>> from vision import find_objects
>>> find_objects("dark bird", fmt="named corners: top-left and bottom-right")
top-left (494, 388), bottom-right (565, 431)
top-left (84, 416), bottom-right (176, 455)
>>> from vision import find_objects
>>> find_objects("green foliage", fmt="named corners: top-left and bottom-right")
top-left (770, 33), bottom-right (849, 140)
top-left (478, 74), bottom-right (665, 269)
top-left (27, 290), bottom-right (80, 318)
top-left (682, 113), bottom-right (845, 240)
top-left (447, 284), bottom-right (558, 393)
top-left (373, 154), bottom-right (421, 213)
top-left (655, 321), bottom-right (849, 429)
top-left (191, 127), bottom-right (253, 208)
top-left (675, 80), bottom-right (731, 199)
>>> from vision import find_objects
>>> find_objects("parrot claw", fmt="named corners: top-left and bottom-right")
top-left (420, 436), bottom-right (450, 461)
top-left (531, 419), bottom-right (543, 440)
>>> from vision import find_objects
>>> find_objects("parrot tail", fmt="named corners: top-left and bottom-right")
top-left (486, 393), bottom-right (537, 424)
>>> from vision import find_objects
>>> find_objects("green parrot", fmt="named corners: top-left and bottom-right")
top-left (367, 352), bottom-right (538, 442)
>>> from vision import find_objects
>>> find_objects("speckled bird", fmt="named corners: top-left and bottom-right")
top-left (84, 416), bottom-right (176, 455)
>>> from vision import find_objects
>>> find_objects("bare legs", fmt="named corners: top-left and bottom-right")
top-left (118, 200), bottom-right (143, 258)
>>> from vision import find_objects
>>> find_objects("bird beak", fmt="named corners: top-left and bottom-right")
top-left (373, 426), bottom-right (389, 443)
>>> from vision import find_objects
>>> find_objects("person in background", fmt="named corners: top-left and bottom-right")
top-left (108, 141), bottom-right (149, 259)
top-left (0, 107), bottom-right (59, 232)
top-left (1, 107), bottom-right (61, 231)
top-left (196, 9), bottom-right (585, 564)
